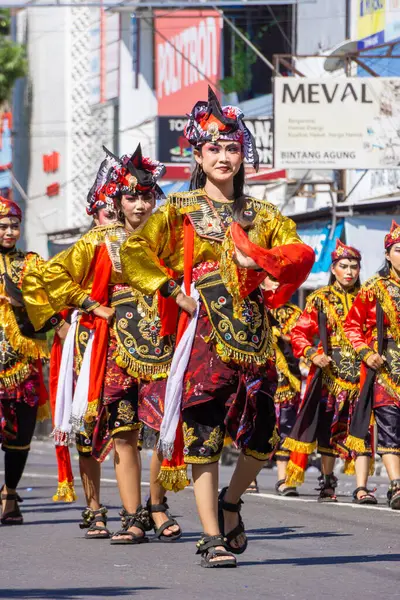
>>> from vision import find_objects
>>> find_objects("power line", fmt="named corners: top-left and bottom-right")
top-left (213, 5), bottom-right (278, 75)
top-left (4, 1), bottom-right (306, 7)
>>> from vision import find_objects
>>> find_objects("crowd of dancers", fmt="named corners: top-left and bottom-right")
top-left (0, 86), bottom-right (399, 569)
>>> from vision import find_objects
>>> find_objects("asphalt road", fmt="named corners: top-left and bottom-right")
top-left (0, 440), bottom-right (399, 600)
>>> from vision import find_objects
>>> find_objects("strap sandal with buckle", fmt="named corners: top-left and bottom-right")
top-left (387, 479), bottom-right (400, 510)
top-left (110, 505), bottom-right (151, 545)
top-left (218, 486), bottom-right (247, 555)
top-left (0, 486), bottom-right (23, 525)
top-left (147, 497), bottom-right (182, 542)
top-left (84, 506), bottom-right (111, 539)
top-left (245, 479), bottom-right (259, 494)
top-left (352, 486), bottom-right (377, 505)
top-left (79, 507), bottom-right (95, 530)
top-left (316, 474), bottom-right (338, 503)
top-left (275, 479), bottom-right (299, 497)
top-left (196, 534), bottom-right (237, 569)
top-left (119, 507), bottom-right (127, 529)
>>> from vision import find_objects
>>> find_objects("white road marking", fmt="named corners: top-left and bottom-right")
top-left (252, 492), bottom-right (398, 513)
top-left (4, 470), bottom-right (399, 514)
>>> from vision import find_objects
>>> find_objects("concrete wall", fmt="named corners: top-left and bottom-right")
top-left (24, 6), bottom-right (71, 257)
top-left (13, 3), bottom-right (115, 258)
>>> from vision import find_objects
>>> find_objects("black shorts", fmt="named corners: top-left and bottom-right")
top-left (275, 401), bottom-right (299, 461)
top-left (182, 383), bottom-right (276, 465)
top-left (375, 404), bottom-right (400, 455)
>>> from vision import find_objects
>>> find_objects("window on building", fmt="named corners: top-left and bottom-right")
top-left (222, 4), bottom-right (293, 102)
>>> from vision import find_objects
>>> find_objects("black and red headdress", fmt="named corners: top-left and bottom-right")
top-left (101, 144), bottom-right (166, 200)
top-left (184, 86), bottom-right (259, 171)
top-left (86, 155), bottom-right (119, 216)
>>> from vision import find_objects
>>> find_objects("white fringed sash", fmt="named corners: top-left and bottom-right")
top-left (158, 284), bottom-right (199, 459)
top-left (53, 310), bottom-right (95, 440)
top-left (53, 311), bottom-right (78, 441)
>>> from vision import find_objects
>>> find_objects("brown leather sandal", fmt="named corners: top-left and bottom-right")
top-left (1, 487), bottom-right (23, 525)
top-left (352, 486), bottom-right (377, 505)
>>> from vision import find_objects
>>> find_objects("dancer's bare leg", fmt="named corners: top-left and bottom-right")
top-left (79, 455), bottom-right (108, 536)
top-left (224, 453), bottom-right (265, 548)
top-left (192, 462), bottom-right (233, 564)
top-left (112, 430), bottom-right (143, 539)
top-left (149, 447), bottom-right (180, 535)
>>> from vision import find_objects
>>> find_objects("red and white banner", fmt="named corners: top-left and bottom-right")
top-left (155, 9), bottom-right (222, 116)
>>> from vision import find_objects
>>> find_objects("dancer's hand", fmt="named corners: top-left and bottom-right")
top-left (56, 321), bottom-right (70, 341)
top-left (312, 353), bottom-right (332, 368)
top-left (176, 291), bottom-right (197, 317)
top-left (93, 305), bottom-right (115, 324)
top-left (0, 294), bottom-right (22, 307)
top-left (366, 353), bottom-right (384, 370)
top-left (260, 275), bottom-right (279, 293)
top-left (233, 245), bottom-right (260, 269)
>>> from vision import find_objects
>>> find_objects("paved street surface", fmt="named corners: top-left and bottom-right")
top-left (1, 440), bottom-right (399, 600)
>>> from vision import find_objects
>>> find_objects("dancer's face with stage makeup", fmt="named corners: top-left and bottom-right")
top-left (194, 140), bottom-right (244, 186)
top-left (94, 205), bottom-right (117, 226)
top-left (331, 258), bottom-right (360, 290)
top-left (386, 243), bottom-right (400, 278)
top-left (0, 217), bottom-right (20, 249)
top-left (120, 191), bottom-right (155, 231)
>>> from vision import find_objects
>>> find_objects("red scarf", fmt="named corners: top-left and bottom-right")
top-left (230, 222), bottom-right (315, 307)
top-left (79, 244), bottom-right (113, 414)
top-left (49, 309), bottom-right (76, 502)
top-left (158, 216), bottom-right (193, 492)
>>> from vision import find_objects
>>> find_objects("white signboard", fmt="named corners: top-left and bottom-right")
top-left (274, 77), bottom-right (400, 169)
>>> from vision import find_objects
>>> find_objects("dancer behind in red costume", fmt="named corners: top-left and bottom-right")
top-left (284, 240), bottom-right (375, 504)
top-left (344, 221), bottom-right (400, 510)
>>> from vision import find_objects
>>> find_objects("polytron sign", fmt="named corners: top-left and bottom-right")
top-left (155, 9), bottom-right (222, 116)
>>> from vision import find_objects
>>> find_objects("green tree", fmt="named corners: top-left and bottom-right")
top-left (220, 24), bottom-right (269, 96)
top-left (0, 9), bottom-right (10, 36)
top-left (220, 33), bottom-right (256, 96)
top-left (0, 9), bottom-right (27, 109)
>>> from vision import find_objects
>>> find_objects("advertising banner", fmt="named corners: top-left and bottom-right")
top-left (158, 116), bottom-right (193, 164)
top-left (357, 0), bottom-right (385, 49)
top-left (154, 9), bottom-right (222, 116)
top-left (385, 0), bottom-right (400, 42)
top-left (274, 77), bottom-right (400, 170)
